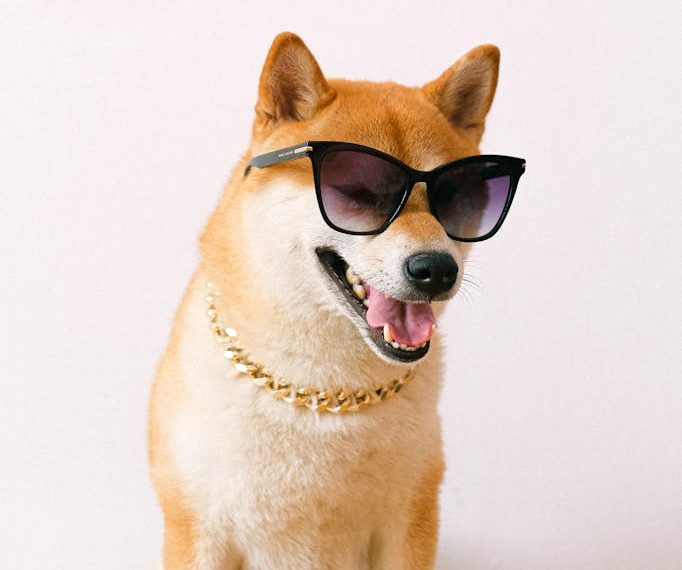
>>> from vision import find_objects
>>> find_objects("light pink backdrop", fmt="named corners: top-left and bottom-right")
top-left (1, 1), bottom-right (680, 568)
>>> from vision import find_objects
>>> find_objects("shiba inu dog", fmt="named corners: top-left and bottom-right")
top-left (149, 32), bottom-right (524, 570)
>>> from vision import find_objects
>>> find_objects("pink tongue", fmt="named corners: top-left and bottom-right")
top-left (365, 285), bottom-right (436, 346)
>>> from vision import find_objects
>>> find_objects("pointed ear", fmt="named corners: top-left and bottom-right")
top-left (255, 32), bottom-right (335, 128)
top-left (422, 45), bottom-right (500, 145)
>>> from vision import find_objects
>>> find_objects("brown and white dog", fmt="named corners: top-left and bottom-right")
top-left (149, 32), bottom-right (505, 569)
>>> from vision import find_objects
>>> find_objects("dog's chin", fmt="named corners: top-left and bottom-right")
top-left (315, 248), bottom-right (437, 364)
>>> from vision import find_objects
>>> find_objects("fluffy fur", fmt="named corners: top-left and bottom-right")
top-left (149, 32), bottom-right (501, 569)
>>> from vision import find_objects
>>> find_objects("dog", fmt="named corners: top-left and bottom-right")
top-left (149, 32), bottom-right (524, 569)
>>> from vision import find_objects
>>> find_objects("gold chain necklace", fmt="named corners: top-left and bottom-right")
top-left (204, 282), bottom-right (415, 414)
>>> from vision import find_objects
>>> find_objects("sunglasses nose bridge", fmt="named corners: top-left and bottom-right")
top-left (386, 187), bottom-right (449, 242)
top-left (400, 180), bottom-right (429, 213)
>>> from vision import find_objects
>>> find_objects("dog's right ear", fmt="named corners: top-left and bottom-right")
top-left (254, 32), bottom-right (335, 131)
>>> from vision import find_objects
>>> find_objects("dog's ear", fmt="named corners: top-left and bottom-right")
top-left (422, 45), bottom-right (500, 145)
top-left (255, 32), bottom-right (335, 130)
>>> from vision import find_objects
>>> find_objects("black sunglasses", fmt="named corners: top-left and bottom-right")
top-left (245, 141), bottom-right (525, 242)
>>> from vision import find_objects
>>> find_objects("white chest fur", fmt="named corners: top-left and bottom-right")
top-left (166, 281), bottom-right (443, 569)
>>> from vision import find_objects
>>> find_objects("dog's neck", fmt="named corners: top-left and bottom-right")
top-left (199, 266), bottom-right (412, 394)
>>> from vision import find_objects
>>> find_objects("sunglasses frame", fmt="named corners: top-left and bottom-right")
top-left (246, 141), bottom-right (526, 242)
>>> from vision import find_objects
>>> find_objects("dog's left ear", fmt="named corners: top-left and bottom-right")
top-left (422, 45), bottom-right (500, 146)
top-left (254, 32), bottom-right (335, 131)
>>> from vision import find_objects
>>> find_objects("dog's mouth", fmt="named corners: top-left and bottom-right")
top-left (316, 249), bottom-right (435, 363)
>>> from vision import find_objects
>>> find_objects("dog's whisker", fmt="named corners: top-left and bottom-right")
top-left (461, 278), bottom-right (485, 296)
top-left (460, 291), bottom-right (475, 310)
top-left (278, 243), bottom-right (300, 270)
top-left (454, 279), bottom-right (480, 310)
top-left (255, 195), bottom-right (299, 215)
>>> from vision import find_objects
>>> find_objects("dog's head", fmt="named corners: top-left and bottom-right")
top-left (203, 33), bottom-right (502, 365)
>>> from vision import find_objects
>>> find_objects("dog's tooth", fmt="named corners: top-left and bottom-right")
top-left (345, 266), bottom-right (360, 285)
top-left (383, 324), bottom-right (393, 343)
top-left (399, 344), bottom-right (408, 350)
top-left (362, 299), bottom-right (369, 308)
top-left (352, 283), bottom-right (366, 300)
top-left (428, 323), bottom-right (437, 340)
top-left (391, 341), bottom-right (400, 349)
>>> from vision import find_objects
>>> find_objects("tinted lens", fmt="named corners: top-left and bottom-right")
top-left (433, 161), bottom-right (512, 239)
top-left (318, 150), bottom-right (408, 233)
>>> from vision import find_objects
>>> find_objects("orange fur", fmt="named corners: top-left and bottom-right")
top-left (149, 276), bottom-right (199, 567)
top-left (404, 455), bottom-right (446, 569)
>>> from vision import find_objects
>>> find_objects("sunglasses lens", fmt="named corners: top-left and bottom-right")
top-left (318, 150), bottom-right (407, 233)
top-left (433, 161), bottom-right (513, 239)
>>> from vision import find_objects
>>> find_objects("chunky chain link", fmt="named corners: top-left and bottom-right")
top-left (204, 282), bottom-right (415, 414)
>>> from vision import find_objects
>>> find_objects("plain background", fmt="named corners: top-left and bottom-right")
top-left (1, 1), bottom-right (680, 568)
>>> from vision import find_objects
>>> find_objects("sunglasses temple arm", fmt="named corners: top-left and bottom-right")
top-left (244, 143), bottom-right (313, 176)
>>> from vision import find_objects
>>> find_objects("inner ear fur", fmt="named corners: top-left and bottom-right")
top-left (255, 32), bottom-right (335, 128)
top-left (422, 44), bottom-right (500, 145)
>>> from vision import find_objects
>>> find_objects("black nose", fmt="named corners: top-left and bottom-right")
top-left (404, 251), bottom-right (458, 297)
